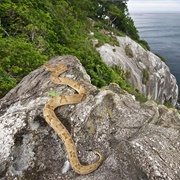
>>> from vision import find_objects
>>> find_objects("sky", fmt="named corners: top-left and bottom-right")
top-left (128, 0), bottom-right (180, 13)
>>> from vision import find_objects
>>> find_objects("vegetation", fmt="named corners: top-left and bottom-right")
top-left (93, 29), bottom-right (119, 47)
top-left (142, 69), bottom-right (149, 85)
top-left (0, 0), bottom-right (147, 102)
top-left (111, 65), bottom-right (147, 102)
top-left (138, 39), bottom-right (150, 51)
top-left (155, 53), bottom-right (166, 63)
top-left (164, 101), bottom-right (174, 108)
top-left (125, 45), bottom-right (133, 58)
top-left (125, 71), bottom-right (131, 79)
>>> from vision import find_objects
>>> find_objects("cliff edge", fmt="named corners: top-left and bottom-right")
top-left (97, 36), bottom-right (178, 106)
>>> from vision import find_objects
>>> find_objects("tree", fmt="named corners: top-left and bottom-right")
top-left (0, 0), bottom-right (141, 98)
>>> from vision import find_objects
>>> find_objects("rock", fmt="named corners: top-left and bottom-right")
top-left (91, 39), bottom-right (99, 47)
top-left (89, 31), bottom-right (94, 36)
top-left (97, 36), bottom-right (179, 106)
top-left (0, 55), bottom-right (180, 180)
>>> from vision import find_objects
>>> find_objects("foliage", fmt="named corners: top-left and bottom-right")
top-left (111, 65), bottom-right (147, 102)
top-left (138, 39), bottom-right (150, 51)
top-left (0, 67), bottom-right (16, 96)
top-left (0, 0), bottom-right (147, 102)
top-left (92, 0), bottom-right (139, 40)
top-left (164, 101), bottom-right (174, 108)
top-left (93, 29), bottom-right (119, 47)
top-left (155, 53), bottom-right (166, 63)
top-left (125, 45), bottom-right (133, 58)
top-left (0, 35), bottom-right (47, 96)
top-left (142, 69), bottom-right (149, 85)
top-left (125, 71), bottom-right (131, 79)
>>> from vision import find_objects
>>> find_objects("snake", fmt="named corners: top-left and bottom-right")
top-left (43, 64), bottom-right (103, 174)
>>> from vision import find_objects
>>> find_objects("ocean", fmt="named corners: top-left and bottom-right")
top-left (130, 13), bottom-right (180, 92)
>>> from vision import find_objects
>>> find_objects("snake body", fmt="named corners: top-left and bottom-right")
top-left (43, 64), bottom-right (103, 174)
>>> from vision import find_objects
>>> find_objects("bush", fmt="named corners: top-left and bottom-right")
top-left (125, 45), bottom-right (133, 58)
top-left (142, 69), bottom-right (149, 85)
top-left (0, 68), bottom-right (17, 97)
top-left (0, 0), bottom-right (148, 103)
top-left (0, 36), bottom-right (47, 97)
top-left (138, 39), bottom-right (150, 51)
top-left (155, 53), bottom-right (166, 63)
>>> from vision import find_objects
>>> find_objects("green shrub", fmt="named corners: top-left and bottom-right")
top-left (0, 67), bottom-right (17, 97)
top-left (93, 29), bottom-right (119, 47)
top-left (142, 69), bottom-right (149, 85)
top-left (155, 53), bottom-right (166, 63)
top-left (125, 45), bottom-right (133, 58)
top-left (138, 39), bottom-right (150, 51)
top-left (164, 101), bottom-right (173, 108)
top-left (0, 36), bottom-right (47, 97)
top-left (0, 0), bottom-right (148, 104)
top-left (125, 71), bottom-right (131, 79)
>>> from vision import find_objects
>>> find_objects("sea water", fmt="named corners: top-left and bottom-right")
top-left (130, 13), bottom-right (180, 91)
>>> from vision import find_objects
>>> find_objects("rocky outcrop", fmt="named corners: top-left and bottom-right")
top-left (97, 36), bottom-right (178, 106)
top-left (0, 56), bottom-right (180, 180)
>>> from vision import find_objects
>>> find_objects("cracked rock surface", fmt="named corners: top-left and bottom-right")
top-left (0, 55), bottom-right (180, 180)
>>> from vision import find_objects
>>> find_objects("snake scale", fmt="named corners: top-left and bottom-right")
top-left (43, 64), bottom-right (103, 174)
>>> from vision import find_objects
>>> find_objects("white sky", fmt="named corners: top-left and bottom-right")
top-left (128, 0), bottom-right (180, 13)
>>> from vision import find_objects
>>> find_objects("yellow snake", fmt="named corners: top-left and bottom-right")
top-left (43, 64), bottom-right (103, 174)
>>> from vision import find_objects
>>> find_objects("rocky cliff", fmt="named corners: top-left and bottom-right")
top-left (97, 36), bottom-right (178, 106)
top-left (0, 56), bottom-right (179, 180)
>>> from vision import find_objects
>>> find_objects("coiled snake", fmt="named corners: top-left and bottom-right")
top-left (43, 64), bottom-right (103, 174)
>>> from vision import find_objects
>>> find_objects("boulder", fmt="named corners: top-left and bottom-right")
top-left (97, 36), bottom-right (178, 106)
top-left (0, 56), bottom-right (179, 179)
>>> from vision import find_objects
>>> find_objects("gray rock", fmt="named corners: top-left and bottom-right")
top-left (0, 56), bottom-right (179, 180)
top-left (97, 36), bottom-right (178, 106)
